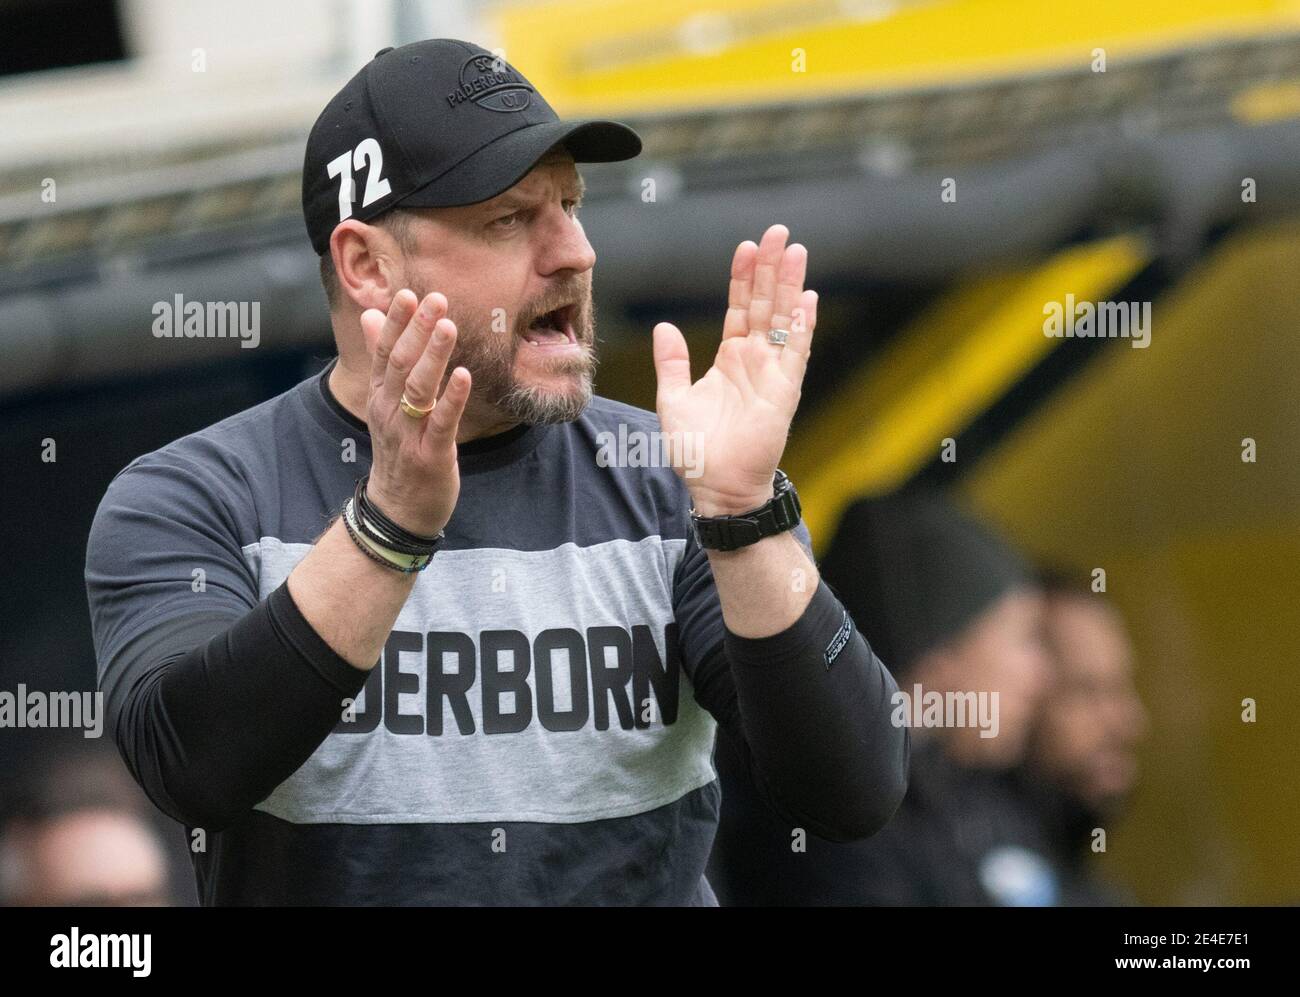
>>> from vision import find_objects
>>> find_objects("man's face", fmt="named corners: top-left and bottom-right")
top-left (394, 148), bottom-right (598, 424)
top-left (929, 588), bottom-right (1052, 768)
top-left (1032, 596), bottom-right (1148, 810)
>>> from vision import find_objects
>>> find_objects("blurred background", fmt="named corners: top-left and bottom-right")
top-left (1, 0), bottom-right (1298, 905)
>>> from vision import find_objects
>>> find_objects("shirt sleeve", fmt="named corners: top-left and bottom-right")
top-left (86, 452), bottom-right (261, 688)
top-left (85, 453), bottom-right (369, 829)
top-left (673, 519), bottom-right (909, 843)
top-left (671, 516), bottom-right (815, 672)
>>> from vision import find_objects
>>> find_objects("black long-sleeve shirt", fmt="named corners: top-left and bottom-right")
top-left (85, 358), bottom-right (908, 905)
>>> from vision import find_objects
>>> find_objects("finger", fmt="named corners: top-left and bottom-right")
top-left (766, 243), bottom-right (808, 344)
top-left (425, 365), bottom-right (471, 443)
top-left (747, 224), bottom-right (789, 337)
top-left (753, 243), bottom-right (807, 383)
top-left (652, 321), bottom-right (693, 410)
top-left (367, 289), bottom-right (418, 390)
top-left (381, 292), bottom-right (446, 405)
top-left (404, 316), bottom-right (458, 411)
top-left (722, 240), bottom-right (759, 340)
top-left (779, 289), bottom-right (818, 382)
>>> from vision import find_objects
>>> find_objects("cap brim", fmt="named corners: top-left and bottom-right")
top-left (395, 119), bottom-right (641, 210)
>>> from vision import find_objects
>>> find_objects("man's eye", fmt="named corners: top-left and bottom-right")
top-left (493, 211), bottom-right (521, 229)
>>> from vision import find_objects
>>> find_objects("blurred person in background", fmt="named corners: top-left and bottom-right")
top-left (0, 741), bottom-right (178, 906)
top-left (1009, 574), bottom-right (1150, 905)
top-left (708, 488), bottom-right (1058, 905)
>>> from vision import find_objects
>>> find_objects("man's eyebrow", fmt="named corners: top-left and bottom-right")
top-left (480, 174), bottom-right (585, 213)
top-left (482, 192), bottom-right (531, 212)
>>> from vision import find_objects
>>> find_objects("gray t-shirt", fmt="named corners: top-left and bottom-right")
top-left (86, 359), bottom-right (753, 904)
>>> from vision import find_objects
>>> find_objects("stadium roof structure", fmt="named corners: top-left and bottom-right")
top-left (1, 0), bottom-right (1298, 397)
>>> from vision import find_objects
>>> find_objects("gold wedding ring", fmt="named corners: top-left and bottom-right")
top-left (399, 393), bottom-right (435, 419)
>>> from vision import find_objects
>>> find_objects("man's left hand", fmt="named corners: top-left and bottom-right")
top-left (652, 223), bottom-right (818, 516)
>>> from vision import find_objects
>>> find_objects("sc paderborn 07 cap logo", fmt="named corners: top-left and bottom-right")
top-left (447, 53), bottom-right (534, 112)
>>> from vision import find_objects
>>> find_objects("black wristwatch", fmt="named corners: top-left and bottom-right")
top-left (690, 469), bottom-right (802, 551)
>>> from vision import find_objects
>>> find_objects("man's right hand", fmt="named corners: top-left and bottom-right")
top-left (360, 289), bottom-right (471, 537)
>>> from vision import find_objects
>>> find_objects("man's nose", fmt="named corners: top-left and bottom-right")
top-left (538, 208), bottom-right (596, 275)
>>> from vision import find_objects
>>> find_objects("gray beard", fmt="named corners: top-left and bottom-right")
top-left (497, 368), bottom-right (594, 424)
top-left (412, 282), bottom-right (599, 426)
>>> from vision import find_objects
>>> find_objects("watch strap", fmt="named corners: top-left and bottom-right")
top-left (690, 470), bottom-right (802, 551)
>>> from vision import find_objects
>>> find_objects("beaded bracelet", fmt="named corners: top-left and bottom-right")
top-left (341, 498), bottom-right (434, 573)
top-left (352, 476), bottom-right (444, 555)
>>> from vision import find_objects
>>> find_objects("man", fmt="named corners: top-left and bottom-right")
top-left (84, 39), bottom-right (908, 905)
top-left (709, 490), bottom-right (1055, 905)
top-left (1013, 577), bottom-right (1149, 904)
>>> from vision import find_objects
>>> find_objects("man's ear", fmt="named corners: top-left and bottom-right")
top-left (330, 219), bottom-right (403, 312)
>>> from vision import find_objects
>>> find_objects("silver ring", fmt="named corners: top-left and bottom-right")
top-left (767, 327), bottom-right (791, 346)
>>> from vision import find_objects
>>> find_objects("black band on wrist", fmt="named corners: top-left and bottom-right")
top-left (353, 476), bottom-right (444, 556)
top-left (340, 505), bottom-right (431, 573)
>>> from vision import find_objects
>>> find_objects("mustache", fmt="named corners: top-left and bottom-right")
top-left (519, 282), bottom-right (591, 327)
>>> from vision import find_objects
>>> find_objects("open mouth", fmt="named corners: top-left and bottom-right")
top-left (523, 303), bottom-right (577, 347)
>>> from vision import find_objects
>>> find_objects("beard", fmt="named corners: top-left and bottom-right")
top-left (408, 273), bottom-right (599, 425)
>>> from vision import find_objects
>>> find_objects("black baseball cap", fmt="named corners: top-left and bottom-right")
top-left (302, 38), bottom-right (643, 255)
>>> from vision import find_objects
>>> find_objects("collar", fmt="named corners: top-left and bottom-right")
top-left (308, 357), bottom-right (551, 471)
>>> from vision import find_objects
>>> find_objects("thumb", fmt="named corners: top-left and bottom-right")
top-left (652, 322), bottom-right (692, 408)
